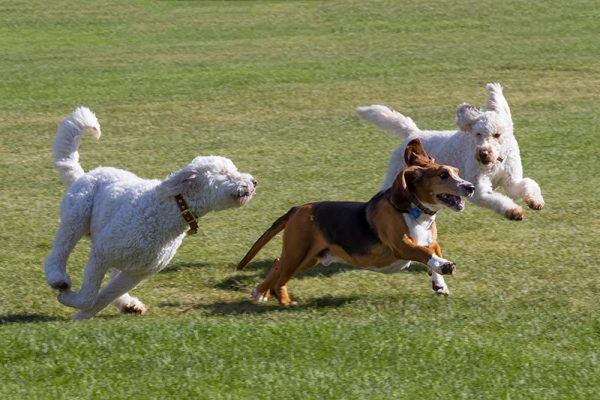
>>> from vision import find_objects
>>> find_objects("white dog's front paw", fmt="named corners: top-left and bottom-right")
top-left (525, 196), bottom-right (545, 210)
top-left (120, 297), bottom-right (146, 315)
top-left (505, 206), bottom-right (524, 220)
top-left (251, 288), bottom-right (268, 303)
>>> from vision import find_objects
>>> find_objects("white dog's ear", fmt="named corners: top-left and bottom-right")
top-left (156, 167), bottom-right (199, 198)
top-left (456, 103), bottom-right (482, 133)
top-left (485, 82), bottom-right (512, 119)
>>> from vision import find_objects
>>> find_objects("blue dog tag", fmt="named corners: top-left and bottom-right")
top-left (409, 207), bottom-right (422, 219)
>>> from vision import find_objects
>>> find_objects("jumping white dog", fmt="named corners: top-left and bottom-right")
top-left (45, 107), bottom-right (256, 320)
top-left (357, 83), bottom-right (544, 221)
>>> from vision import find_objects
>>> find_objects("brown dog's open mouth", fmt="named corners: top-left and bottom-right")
top-left (436, 193), bottom-right (465, 212)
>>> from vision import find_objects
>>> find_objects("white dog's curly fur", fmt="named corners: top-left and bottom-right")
top-left (45, 107), bottom-right (256, 320)
top-left (357, 83), bottom-right (544, 221)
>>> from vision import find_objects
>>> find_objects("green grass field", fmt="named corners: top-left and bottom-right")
top-left (1, 0), bottom-right (599, 398)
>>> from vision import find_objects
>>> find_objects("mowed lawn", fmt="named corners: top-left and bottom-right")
top-left (1, 0), bottom-right (599, 398)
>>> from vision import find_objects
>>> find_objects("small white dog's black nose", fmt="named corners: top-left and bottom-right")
top-left (251, 178), bottom-right (257, 187)
top-left (463, 184), bottom-right (475, 197)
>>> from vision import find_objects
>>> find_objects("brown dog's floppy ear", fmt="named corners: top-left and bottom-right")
top-left (404, 138), bottom-right (433, 167)
top-left (390, 167), bottom-right (421, 210)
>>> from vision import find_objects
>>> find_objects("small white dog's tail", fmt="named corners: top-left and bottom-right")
top-left (356, 105), bottom-right (420, 139)
top-left (53, 106), bottom-right (101, 188)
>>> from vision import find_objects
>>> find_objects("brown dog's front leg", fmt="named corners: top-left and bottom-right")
top-left (395, 235), bottom-right (455, 275)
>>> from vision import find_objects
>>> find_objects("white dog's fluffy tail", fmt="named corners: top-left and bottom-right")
top-left (53, 106), bottom-right (101, 188)
top-left (356, 105), bottom-right (420, 139)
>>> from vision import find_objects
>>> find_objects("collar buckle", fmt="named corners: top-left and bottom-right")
top-left (175, 194), bottom-right (198, 235)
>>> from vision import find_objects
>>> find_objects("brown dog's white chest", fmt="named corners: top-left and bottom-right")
top-left (402, 213), bottom-right (436, 246)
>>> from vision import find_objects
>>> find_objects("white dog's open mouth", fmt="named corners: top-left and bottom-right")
top-left (436, 193), bottom-right (465, 212)
top-left (233, 190), bottom-right (254, 205)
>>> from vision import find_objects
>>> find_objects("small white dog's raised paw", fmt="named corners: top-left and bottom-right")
top-left (120, 299), bottom-right (146, 315)
top-left (505, 207), bottom-right (524, 220)
top-left (525, 198), bottom-right (545, 210)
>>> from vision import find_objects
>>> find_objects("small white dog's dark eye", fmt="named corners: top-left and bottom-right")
top-left (439, 171), bottom-right (449, 179)
top-left (476, 133), bottom-right (482, 137)
top-left (493, 133), bottom-right (501, 139)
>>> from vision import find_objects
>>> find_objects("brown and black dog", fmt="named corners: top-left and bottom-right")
top-left (237, 139), bottom-right (475, 305)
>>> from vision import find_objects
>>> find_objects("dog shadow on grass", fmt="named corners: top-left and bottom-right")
top-left (214, 259), bottom-right (427, 293)
top-left (0, 313), bottom-right (67, 325)
top-left (161, 261), bottom-right (211, 273)
top-left (194, 295), bottom-right (360, 316)
top-left (214, 259), bottom-right (353, 292)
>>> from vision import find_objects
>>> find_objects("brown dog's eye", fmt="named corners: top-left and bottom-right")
top-left (493, 133), bottom-right (501, 139)
top-left (439, 171), bottom-right (449, 179)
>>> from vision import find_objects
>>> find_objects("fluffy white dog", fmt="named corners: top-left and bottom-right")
top-left (357, 83), bottom-right (544, 221)
top-left (45, 107), bottom-right (256, 320)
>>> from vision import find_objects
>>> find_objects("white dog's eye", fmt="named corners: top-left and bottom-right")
top-left (493, 133), bottom-right (501, 139)
top-left (476, 133), bottom-right (482, 137)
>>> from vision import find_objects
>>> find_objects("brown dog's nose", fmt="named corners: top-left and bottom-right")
top-left (463, 184), bottom-right (475, 196)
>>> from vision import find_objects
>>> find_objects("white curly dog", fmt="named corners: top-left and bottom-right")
top-left (45, 107), bottom-right (256, 320)
top-left (357, 83), bottom-right (544, 221)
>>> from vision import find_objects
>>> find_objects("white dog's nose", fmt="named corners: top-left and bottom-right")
top-left (478, 149), bottom-right (492, 164)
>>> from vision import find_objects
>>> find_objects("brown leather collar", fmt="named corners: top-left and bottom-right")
top-left (410, 194), bottom-right (437, 216)
top-left (175, 194), bottom-right (198, 235)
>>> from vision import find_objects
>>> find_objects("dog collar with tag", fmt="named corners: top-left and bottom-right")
top-left (175, 194), bottom-right (198, 235)
top-left (409, 195), bottom-right (437, 217)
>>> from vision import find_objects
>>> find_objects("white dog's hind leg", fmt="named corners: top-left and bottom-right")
top-left (58, 252), bottom-right (108, 311)
top-left (505, 178), bottom-right (545, 210)
top-left (107, 271), bottom-right (146, 314)
top-left (471, 178), bottom-right (524, 220)
top-left (44, 215), bottom-right (89, 290)
top-left (73, 270), bottom-right (148, 320)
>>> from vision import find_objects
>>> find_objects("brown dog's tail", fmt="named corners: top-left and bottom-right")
top-left (236, 207), bottom-right (296, 271)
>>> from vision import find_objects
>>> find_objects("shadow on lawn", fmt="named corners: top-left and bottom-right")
top-left (215, 259), bottom-right (427, 293)
top-left (0, 313), bottom-right (67, 325)
top-left (162, 261), bottom-right (211, 273)
top-left (214, 259), bottom-right (354, 292)
top-left (195, 295), bottom-right (360, 316)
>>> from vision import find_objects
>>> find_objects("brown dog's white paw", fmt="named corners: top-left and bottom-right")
top-left (427, 255), bottom-right (456, 275)
top-left (432, 281), bottom-right (450, 295)
top-left (251, 288), bottom-right (268, 303)
top-left (439, 262), bottom-right (456, 275)
top-left (505, 207), bottom-right (524, 220)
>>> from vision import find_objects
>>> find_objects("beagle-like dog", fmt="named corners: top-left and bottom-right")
top-left (237, 139), bottom-right (475, 305)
